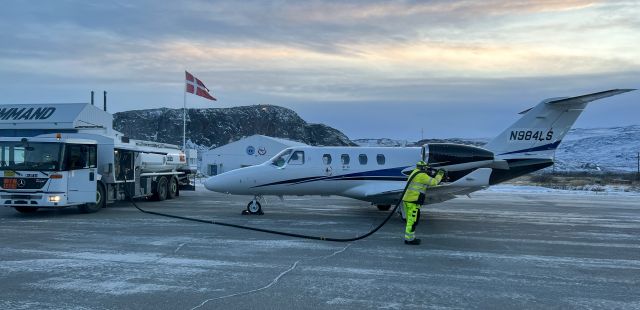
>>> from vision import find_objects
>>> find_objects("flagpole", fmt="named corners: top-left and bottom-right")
top-left (183, 74), bottom-right (187, 152)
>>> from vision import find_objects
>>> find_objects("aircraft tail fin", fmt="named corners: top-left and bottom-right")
top-left (484, 89), bottom-right (635, 158)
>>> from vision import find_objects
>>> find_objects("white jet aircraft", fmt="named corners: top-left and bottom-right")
top-left (204, 89), bottom-right (635, 215)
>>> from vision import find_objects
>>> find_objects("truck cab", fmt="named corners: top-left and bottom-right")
top-left (0, 136), bottom-right (102, 213)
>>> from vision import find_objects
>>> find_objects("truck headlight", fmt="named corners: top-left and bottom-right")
top-left (48, 196), bottom-right (61, 202)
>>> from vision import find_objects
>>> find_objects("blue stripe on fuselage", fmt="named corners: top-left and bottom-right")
top-left (251, 166), bottom-right (411, 188)
top-left (498, 140), bottom-right (562, 156)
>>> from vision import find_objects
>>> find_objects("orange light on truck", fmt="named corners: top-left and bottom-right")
top-left (49, 174), bottom-right (63, 179)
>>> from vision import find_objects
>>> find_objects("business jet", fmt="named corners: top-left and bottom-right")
top-left (204, 89), bottom-right (635, 215)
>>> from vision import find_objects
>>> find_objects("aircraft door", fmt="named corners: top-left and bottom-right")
top-left (66, 144), bottom-right (98, 204)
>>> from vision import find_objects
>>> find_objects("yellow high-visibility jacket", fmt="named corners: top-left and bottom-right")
top-left (402, 168), bottom-right (444, 203)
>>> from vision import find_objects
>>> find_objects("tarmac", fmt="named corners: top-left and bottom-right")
top-left (1, 188), bottom-right (639, 309)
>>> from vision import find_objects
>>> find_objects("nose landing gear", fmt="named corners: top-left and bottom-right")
top-left (242, 196), bottom-right (264, 215)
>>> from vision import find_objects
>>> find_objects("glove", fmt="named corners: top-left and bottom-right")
top-left (425, 167), bottom-right (437, 176)
top-left (436, 169), bottom-right (447, 180)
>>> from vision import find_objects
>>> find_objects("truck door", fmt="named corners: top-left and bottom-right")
top-left (115, 150), bottom-right (134, 181)
top-left (66, 144), bottom-right (98, 204)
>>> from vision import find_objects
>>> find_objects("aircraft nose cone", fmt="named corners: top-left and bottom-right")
top-left (204, 176), bottom-right (225, 192)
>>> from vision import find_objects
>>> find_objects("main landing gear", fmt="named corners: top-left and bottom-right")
top-left (242, 196), bottom-right (264, 215)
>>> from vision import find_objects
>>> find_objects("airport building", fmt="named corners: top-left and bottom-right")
top-left (200, 135), bottom-right (306, 175)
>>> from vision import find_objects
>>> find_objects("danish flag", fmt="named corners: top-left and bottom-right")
top-left (185, 71), bottom-right (216, 101)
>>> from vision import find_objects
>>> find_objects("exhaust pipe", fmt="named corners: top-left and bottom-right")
top-left (103, 91), bottom-right (107, 112)
top-left (91, 91), bottom-right (94, 105)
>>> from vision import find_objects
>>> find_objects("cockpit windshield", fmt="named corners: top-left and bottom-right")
top-left (270, 149), bottom-right (293, 167)
top-left (0, 142), bottom-right (63, 171)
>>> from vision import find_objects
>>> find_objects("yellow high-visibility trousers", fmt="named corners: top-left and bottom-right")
top-left (403, 201), bottom-right (420, 241)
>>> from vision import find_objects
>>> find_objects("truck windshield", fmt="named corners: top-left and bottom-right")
top-left (270, 149), bottom-right (292, 167)
top-left (0, 142), bottom-right (62, 171)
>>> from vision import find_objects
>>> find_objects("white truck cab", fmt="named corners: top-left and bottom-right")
top-left (0, 136), bottom-right (100, 212)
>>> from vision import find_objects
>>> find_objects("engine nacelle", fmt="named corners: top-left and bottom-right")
top-left (422, 143), bottom-right (494, 172)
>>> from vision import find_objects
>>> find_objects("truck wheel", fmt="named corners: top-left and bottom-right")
top-left (153, 176), bottom-right (168, 201)
top-left (96, 183), bottom-right (106, 208)
top-left (376, 204), bottom-right (391, 211)
top-left (15, 206), bottom-right (38, 214)
top-left (167, 177), bottom-right (178, 199)
top-left (78, 184), bottom-right (105, 213)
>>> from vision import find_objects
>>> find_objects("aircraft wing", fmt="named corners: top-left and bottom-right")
top-left (352, 168), bottom-right (493, 205)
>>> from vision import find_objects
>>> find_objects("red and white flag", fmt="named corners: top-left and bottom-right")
top-left (185, 71), bottom-right (216, 101)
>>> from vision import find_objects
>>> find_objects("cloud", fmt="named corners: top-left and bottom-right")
top-left (281, 0), bottom-right (600, 24)
top-left (0, 0), bottom-right (637, 139)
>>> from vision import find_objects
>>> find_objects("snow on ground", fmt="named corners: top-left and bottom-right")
top-left (483, 184), bottom-right (640, 196)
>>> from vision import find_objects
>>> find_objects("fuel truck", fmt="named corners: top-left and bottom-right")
top-left (0, 102), bottom-right (196, 213)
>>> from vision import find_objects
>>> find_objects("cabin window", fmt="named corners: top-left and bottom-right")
top-left (322, 154), bottom-right (332, 165)
top-left (376, 154), bottom-right (386, 165)
top-left (341, 154), bottom-right (350, 165)
top-left (358, 154), bottom-right (367, 165)
top-left (288, 151), bottom-right (305, 165)
top-left (271, 149), bottom-right (292, 167)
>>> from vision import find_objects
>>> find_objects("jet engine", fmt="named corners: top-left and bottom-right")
top-left (422, 143), bottom-right (495, 172)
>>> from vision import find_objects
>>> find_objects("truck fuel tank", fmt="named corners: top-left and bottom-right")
top-left (138, 148), bottom-right (187, 173)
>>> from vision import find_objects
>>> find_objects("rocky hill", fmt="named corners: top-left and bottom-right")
top-left (552, 125), bottom-right (640, 172)
top-left (113, 105), bottom-right (355, 149)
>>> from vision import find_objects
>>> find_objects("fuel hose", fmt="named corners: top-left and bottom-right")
top-left (125, 172), bottom-right (420, 242)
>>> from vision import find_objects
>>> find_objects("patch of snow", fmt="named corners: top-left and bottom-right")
top-left (32, 278), bottom-right (183, 296)
top-left (483, 184), bottom-right (640, 196)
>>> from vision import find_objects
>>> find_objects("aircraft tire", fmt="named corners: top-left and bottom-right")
top-left (246, 200), bottom-right (263, 215)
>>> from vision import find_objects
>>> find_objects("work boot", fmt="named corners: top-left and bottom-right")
top-left (404, 238), bottom-right (421, 245)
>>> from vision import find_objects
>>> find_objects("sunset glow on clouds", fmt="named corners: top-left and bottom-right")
top-left (0, 0), bottom-right (638, 139)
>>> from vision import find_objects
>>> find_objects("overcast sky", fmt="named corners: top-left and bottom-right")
top-left (0, 0), bottom-right (638, 141)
